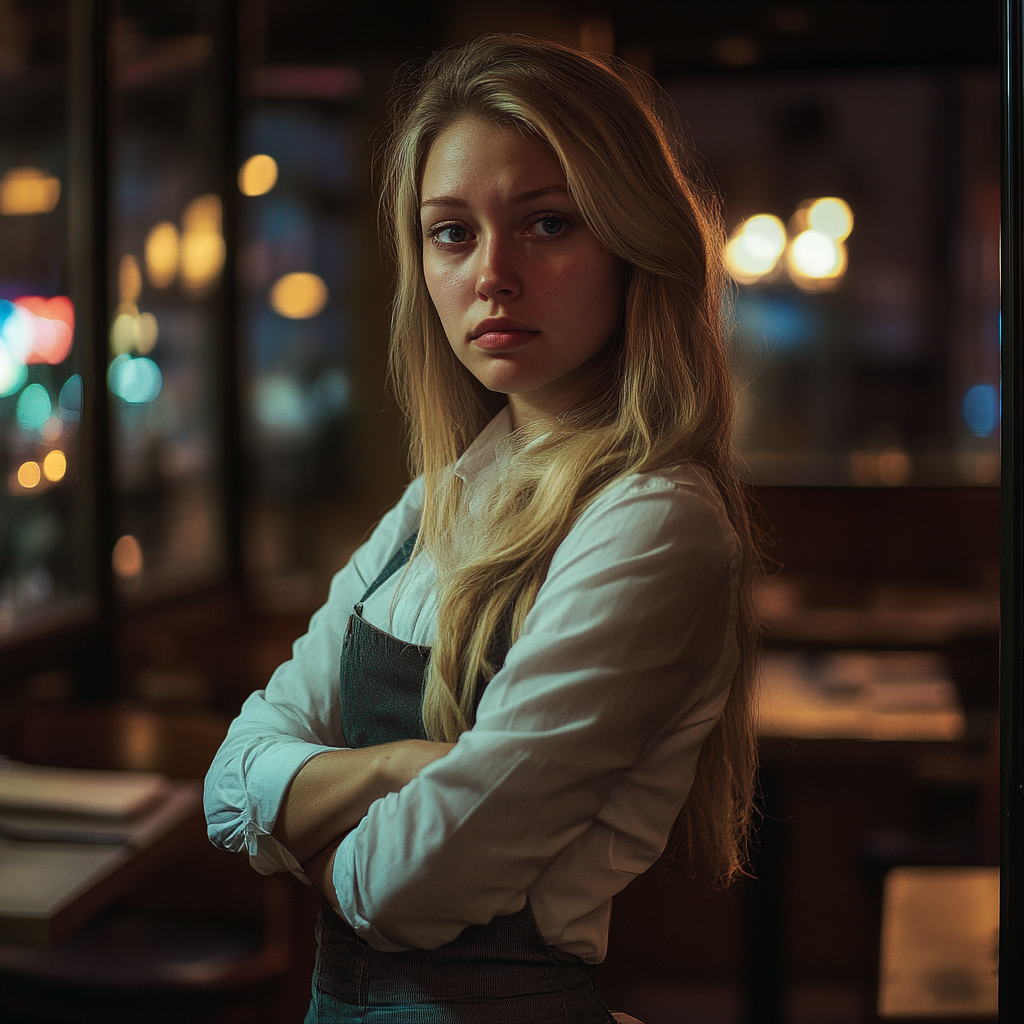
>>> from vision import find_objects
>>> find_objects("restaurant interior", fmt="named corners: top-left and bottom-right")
top-left (0, 1), bottom-right (1015, 1022)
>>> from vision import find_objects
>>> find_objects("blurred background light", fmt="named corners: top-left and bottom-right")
top-left (136, 312), bottom-right (158, 354)
top-left (239, 154), bottom-right (278, 196)
top-left (17, 461), bottom-right (42, 489)
top-left (110, 313), bottom-right (139, 355)
top-left (110, 310), bottom-right (158, 356)
top-left (726, 214), bottom-right (787, 284)
top-left (42, 450), bottom-right (67, 482)
top-left (119, 254), bottom-right (143, 306)
top-left (41, 416), bottom-right (63, 442)
top-left (112, 534), bottom-right (144, 578)
top-left (58, 374), bottom-right (82, 419)
top-left (11, 296), bottom-right (74, 364)
top-left (145, 221), bottom-right (180, 288)
top-left (180, 194), bottom-right (226, 295)
top-left (16, 382), bottom-right (52, 431)
top-left (963, 383), bottom-right (999, 437)
top-left (735, 292), bottom-right (817, 353)
top-left (0, 343), bottom-right (28, 397)
top-left (269, 271), bottom-right (328, 319)
top-left (253, 373), bottom-right (307, 432)
top-left (850, 445), bottom-right (914, 486)
top-left (877, 445), bottom-right (912, 485)
top-left (0, 167), bottom-right (61, 215)
top-left (788, 229), bottom-right (847, 289)
top-left (108, 353), bottom-right (163, 404)
top-left (0, 299), bottom-right (33, 362)
top-left (807, 197), bottom-right (854, 241)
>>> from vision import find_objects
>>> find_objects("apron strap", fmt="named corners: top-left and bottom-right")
top-left (358, 532), bottom-right (418, 606)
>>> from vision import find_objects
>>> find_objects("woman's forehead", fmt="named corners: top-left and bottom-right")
top-left (420, 117), bottom-right (567, 207)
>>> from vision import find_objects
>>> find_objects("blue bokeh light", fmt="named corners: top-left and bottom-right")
top-left (108, 354), bottom-right (163, 404)
top-left (58, 374), bottom-right (83, 418)
top-left (15, 382), bottom-right (52, 431)
top-left (963, 383), bottom-right (998, 437)
top-left (735, 293), bottom-right (818, 354)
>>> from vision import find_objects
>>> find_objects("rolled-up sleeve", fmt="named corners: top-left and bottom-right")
top-left (203, 477), bottom-right (425, 878)
top-left (333, 474), bottom-right (739, 950)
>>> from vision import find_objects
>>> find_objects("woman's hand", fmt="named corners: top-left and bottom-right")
top-left (296, 740), bottom-right (455, 913)
top-left (274, 739), bottom-right (456, 865)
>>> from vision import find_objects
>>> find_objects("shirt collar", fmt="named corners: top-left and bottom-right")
top-left (453, 406), bottom-right (513, 487)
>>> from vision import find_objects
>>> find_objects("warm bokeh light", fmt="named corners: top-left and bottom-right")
top-left (183, 193), bottom-right (222, 233)
top-left (0, 167), bottom-right (61, 215)
top-left (7, 296), bottom-right (75, 365)
top-left (112, 534), bottom-right (144, 577)
top-left (787, 230), bottom-right (847, 290)
top-left (270, 272), bottom-right (329, 319)
top-left (136, 312), bottom-right (158, 354)
top-left (725, 215), bottom-right (787, 284)
top-left (877, 446), bottom-right (911, 486)
top-left (971, 454), bottom-right (1000, 484)
top-left (110, 310), bottom-right (159, 356)
top-left (180, 194), bottom-right (225, 295)
top-left (849, 446), bottom-right (912, 486)
top-left (145, 222), bottom-right (180, 288)
top-left (42, 449), bottom-right (67, 482)
top-left (17, 461), bottom-right (41, 488)
top-left (119, 254), bottom-right (143, 304)
top-left (807, 197), bottom-right (853, 242)
top-left (238, 154), bottom-right (278, 196)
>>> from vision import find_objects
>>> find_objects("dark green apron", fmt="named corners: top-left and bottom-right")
top-left (306, 534), bottom-right (615, 1023)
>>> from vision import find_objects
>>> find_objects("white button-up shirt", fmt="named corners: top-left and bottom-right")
top-left (204, 409), bottom-right (740, 963)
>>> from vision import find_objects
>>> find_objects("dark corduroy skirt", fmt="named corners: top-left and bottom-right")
top-left (305, 903), bottom-right (615, 1024)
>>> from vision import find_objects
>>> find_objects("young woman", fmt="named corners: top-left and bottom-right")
top-left (205, 34), bottom-right (762, 1024)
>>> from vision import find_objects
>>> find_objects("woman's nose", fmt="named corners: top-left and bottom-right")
top-left (475, 237), bottom-right (521, 301)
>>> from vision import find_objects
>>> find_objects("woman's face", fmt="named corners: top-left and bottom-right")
top-left (420, 117), bottom-right (623, 427)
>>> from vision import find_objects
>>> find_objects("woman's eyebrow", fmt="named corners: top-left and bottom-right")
top-left (420, 184), bottom-right (570, 211)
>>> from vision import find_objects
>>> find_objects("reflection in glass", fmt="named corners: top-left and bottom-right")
top-left (0, 0), bottom-right (92, 637)
top-left (109, 1), bottom-right (225, 596)
top-left (239, 74), bottom-right (363, 600)
top-left (670, 69), bottom-right (1000, 484)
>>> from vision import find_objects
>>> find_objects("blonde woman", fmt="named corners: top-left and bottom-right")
top-left (206, 33), bottom-right (761, 1024)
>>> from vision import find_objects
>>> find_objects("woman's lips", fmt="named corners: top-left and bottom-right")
top-left (472, 330), bottom-right (538, 351)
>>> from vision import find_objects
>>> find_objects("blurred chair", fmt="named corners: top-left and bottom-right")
top-left (0, 703), bottom-right (291, 1024)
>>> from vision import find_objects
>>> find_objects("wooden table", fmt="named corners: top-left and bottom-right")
top-left (878, 866), bottom-right (999, 1018)
top-left (0, 780), bottom-right (204, 946)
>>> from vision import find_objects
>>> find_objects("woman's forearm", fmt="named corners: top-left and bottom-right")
top-left (273, 739), bottom-right (453, 864)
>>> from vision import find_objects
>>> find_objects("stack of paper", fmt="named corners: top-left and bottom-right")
top-left (0, 759), bottom-right (171, 844)
top-left (757, 650), bottom-right (966, 741)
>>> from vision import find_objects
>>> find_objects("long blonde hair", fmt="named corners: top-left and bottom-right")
top-left (379, 34), bottom-right (762, 885)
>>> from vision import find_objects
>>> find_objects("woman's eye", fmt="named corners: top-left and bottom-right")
top-left (432, 224), bottom-right (469, 245)
top-left (530, 216), bottom-right (568, 237)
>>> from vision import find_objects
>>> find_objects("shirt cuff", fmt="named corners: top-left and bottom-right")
top-left (242, 737), bottom-right (338, 878)
top-left (247, 825), bottom-right (312, 883)
top-left (332, 820), bottom-right (413, 951)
